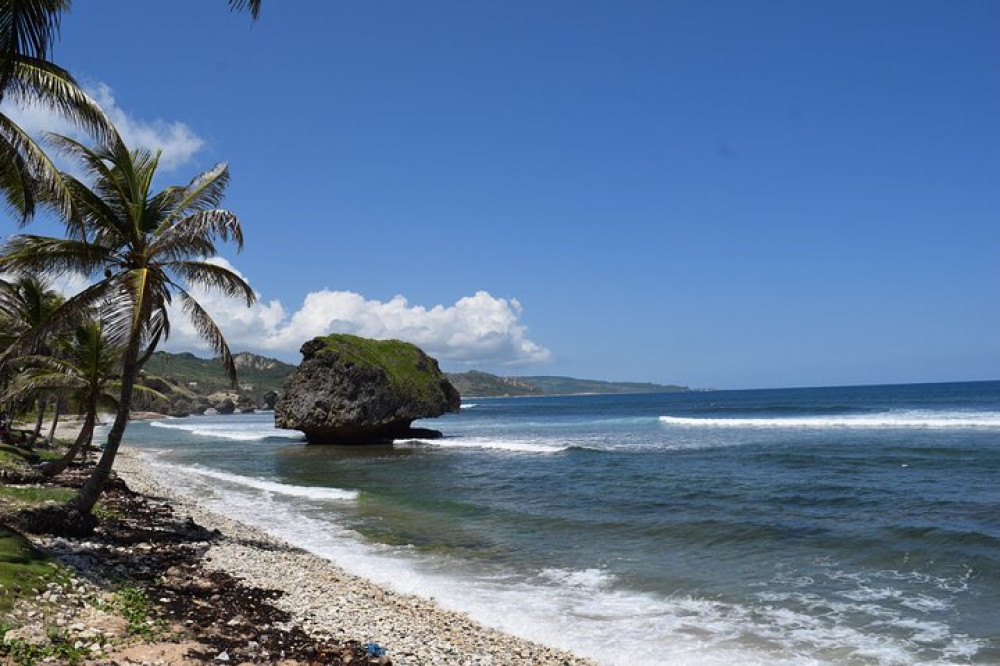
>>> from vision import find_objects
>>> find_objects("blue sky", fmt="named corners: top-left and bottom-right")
top-left (8, 0), bottom-right (999, 388)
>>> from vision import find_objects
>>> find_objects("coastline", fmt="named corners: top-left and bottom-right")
top-left (113, 447), bottom-right (596, 666)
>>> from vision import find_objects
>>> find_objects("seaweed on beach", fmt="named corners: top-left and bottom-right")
top-left (15, 474), bottom-right (391, 665)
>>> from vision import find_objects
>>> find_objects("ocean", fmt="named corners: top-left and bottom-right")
top-left (121, 380), bottom-right (1000, 665)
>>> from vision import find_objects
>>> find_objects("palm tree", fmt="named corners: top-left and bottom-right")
top-left (3, 319), bottom-right (162, 478)
top-left (0, 274), bottom-right (65, 445)
top-left (0, 127), bottom-right (255, 519)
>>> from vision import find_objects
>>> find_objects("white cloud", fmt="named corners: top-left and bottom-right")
top-left (5, 259), bottom-right (552, 367)
top-left (163, 259), bottom-right (551, 366)
top-left (2, 81), bottom-right (203, 171)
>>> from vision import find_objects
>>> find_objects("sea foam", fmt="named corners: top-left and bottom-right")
top-left (395, 437), bottom-right (570, 454)
top-left (658, 410), bottom-right (1000, 429)
top-left (161, 463), bottom-right (358, 501)
top-left (150, 419), bottom-right (303, 441)
top-left (137, 454), bottom-right (987, 666)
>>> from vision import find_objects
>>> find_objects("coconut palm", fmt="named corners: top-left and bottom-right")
top-left (0, 126), bottom-right (255, 519)
top-left (0, 273), bottom-right (65, 445)
top-left (3, 319), bottom-right (163, 478)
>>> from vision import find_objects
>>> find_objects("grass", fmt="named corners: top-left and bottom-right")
top-left (318, 333), bottom-right (450, 405)
top-left (0, 486), bottom-right (75, 511)
top-left (0, 443), bottom-right (40, 468)
top-left (0, 526), bottom-right (62, 616)
top-left (0, 443), bottom-right (64, 468)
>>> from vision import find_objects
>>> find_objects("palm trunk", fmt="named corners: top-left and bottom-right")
top-left (41, 406), bottom-right (95, 478)
top-left (47, 398), bottom-right (61, 444)
top-left (72, 337), bottom-right (142, 515)
top-left (27, 396), bottom-right (46, 448)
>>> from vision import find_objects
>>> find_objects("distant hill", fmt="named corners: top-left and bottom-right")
top-left (145, 351), bottom-right (296, 394)
top-left (447, 370), bottom-right (687, 397)
top-left (146, 351), bottom-right (688, 402)
top-left (517, 375), bottom-right (688, 396)
top-left (447, 371), bottom-right (543, 398)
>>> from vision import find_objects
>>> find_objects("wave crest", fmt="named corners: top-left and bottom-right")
top-left (658, 410), bottom-right (1000, 429)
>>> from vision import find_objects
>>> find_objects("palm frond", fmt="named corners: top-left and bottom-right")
top-left (0, 0), bottom-right (69, 98)
top-left (134, 304), bottom-right (168, 369)
top-left (127, 383), bottom-right (167, 402)
top-left (0, 112), bottom-right (75, 222)
top-left (159, 163), bottom-right (230, 227)
top-left (165, 259), bottom-right (255, 306)
top-left (8, 353), bottom-right (77, 374)
top-left (61, 173), bottom-right (124, 241)
top-left (228, 0), bottom-right (262, 20)
top-left (1, 370), bottom-right (87, 402)
top-left (5, 57), bottom-right (113, 141)
top-left (176, 288), bottom-right (237, 385)
top-left (0, 276), bottom-right (113, 365)
top-left (152, 209), bottom-right (245, 259)
top-left (0, 234), bottom-right (112, 277)
top-left (0, 133), bottom-right (36, 220)
top-left (45, 132), bottom-right (131, 212)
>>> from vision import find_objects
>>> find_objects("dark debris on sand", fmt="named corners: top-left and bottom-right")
top-left (18, 470), bottom-right (392, 665)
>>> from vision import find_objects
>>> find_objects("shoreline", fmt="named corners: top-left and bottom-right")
top-left (113, 447), bottom-right (596, 666)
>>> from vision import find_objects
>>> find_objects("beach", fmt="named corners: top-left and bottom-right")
top-left (109, 448), bottom-right (594, 666)
top-left (4, 416), bottom-right (593, 664)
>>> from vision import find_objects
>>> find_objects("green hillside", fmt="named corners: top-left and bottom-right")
top-left (447, 371), bottom-right (543, 398)
top-left (145, 351), bottom-right (296, 393)
top-left (146, 351), bottom-right (687, 400)
top-left (518, 376), bottom-right (687, 395)
top-left (447, 371), bottom-right (687, 397)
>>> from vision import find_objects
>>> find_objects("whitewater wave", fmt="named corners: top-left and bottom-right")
top-left (461, 403), bottom-right (479, 409)
top-left (150, 419), bottom-right (303, 441)
top-left (658, 410), bottom-right (1000, 429)
top-left (164, 463), bottom-right (358, 501)
top-left (136, 455), bottom-right (986, 666)
top-left (395, 437), bottom-right (570, 454)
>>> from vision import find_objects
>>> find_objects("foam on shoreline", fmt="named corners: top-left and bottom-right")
top-left (113, 448), bottom-right (597, 666)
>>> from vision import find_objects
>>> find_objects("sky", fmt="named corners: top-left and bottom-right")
top-left (2, 0), bottom-right (998, 389)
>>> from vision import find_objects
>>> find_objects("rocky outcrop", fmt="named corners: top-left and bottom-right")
top-left (275, 335), bottom-right (461, 444)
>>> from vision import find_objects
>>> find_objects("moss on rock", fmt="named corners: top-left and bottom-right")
top-left (313, 334), bottom-right (447, 405)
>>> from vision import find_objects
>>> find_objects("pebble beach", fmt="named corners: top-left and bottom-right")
top-left (113, 449), bottom-right (595, 666)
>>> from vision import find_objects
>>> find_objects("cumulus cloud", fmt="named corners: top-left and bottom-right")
top-left (162, 259), bottom-right (551, 366)
top-left (4, 258), bottom-right (551, 366)
top-left (2, 82), bottom-right (203, 170)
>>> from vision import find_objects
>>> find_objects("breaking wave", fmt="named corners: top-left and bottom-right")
top-left (659, 410), bottom-right (1000, 429)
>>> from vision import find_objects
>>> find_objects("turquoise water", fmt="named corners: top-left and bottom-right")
top-left (123, 381), bottom-right (1000, 665)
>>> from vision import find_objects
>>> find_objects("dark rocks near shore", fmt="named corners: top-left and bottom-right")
top-left (275, 335), bottom-right (461, 444)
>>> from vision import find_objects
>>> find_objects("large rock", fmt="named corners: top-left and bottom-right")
top-left (275, 334), bottom-right (461, 444)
